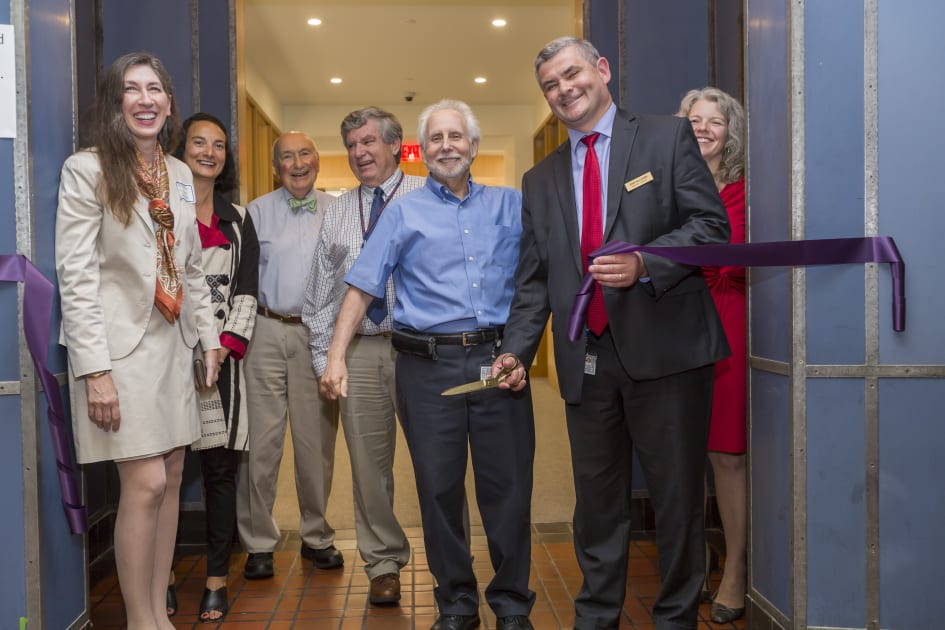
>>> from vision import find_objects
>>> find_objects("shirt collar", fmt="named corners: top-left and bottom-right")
top-left (568, 102), bottom-right (618, 155)
top-left (425, 173), bottom-right (479, 203)
top-left (359, 169), bottom-right (404, 198)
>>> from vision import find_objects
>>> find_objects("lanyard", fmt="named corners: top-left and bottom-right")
top-left (359, 172), bottom-right (406, 239)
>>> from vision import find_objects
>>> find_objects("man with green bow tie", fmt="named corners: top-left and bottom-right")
top-left (237, 131), bottom-right (343, 580)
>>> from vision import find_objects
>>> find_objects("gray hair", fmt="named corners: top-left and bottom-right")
top-left (534, 37), bottom-right (601, 80)
top-left (676, 87), bottom-right (746, 185)
top-left (340, 107), bottom-right (404, 161)
top-left (417, 99), bottom-right (481, 146)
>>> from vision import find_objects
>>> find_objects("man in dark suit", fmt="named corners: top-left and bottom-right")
top-left (494, 37), bottom-right (731, 630)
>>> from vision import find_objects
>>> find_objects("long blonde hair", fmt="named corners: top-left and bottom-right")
top-left (677, 87), bottom-right (745, 186)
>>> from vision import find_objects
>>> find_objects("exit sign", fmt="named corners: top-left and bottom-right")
top-left (401, 143), bottom-right (421, 162)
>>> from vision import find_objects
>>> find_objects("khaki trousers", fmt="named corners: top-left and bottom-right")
top-left (340, 334), bottom-right (410, 577)
top-left (236, 315), bottom-right (339, 552)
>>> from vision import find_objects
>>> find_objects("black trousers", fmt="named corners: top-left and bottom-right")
top-left (198, 446), bottom-right (240, 577)
top-left (569, 328), bottom-right (714, 630)
top-left (395, 342), bottom-right (536, 617)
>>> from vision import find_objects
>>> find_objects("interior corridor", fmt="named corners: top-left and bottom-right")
top-left (89, 377), bottom-right (744, 629)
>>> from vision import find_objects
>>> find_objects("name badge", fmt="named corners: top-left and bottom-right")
top-left (176, 182), bottom-right (196, 203)
top-left (624, 171), bottom-right (654, 192)
top-left (584, 352), bottom-right (597, 376)
top-left (480, 364), bottom-right (493, 380)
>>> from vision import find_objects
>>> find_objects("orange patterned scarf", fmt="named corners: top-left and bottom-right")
top-left (133, 145), bottom-right (182, 323)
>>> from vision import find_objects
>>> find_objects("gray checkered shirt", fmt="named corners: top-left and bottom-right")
top-left (302, 170), bottom-right (425, 375)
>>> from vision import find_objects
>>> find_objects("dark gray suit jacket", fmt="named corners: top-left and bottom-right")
top-left (503, 109), bottom-right (732, 404)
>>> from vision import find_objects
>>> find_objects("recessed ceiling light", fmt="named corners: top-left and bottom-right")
top-left (492, 18), bottom-right (507, 27)
top-left (330, 77), bottom-right (343, 84)
top-left (474, 76), bottom-right (487, 84)
top-left (307, 18), bottom-right (322, 26)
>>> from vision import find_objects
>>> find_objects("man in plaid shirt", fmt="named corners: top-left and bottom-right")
top-left (302, 107), bottom-right (424, 606)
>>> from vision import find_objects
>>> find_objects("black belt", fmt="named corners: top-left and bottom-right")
top-left (257, 306), bottom-right (303, 325)
top-left (429, 327), bottom-right (503, 346)
top-left (391, 327), bottom-right (503, 360)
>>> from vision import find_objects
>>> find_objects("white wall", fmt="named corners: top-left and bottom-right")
top-left (246, 64), bottom-right (285, 131)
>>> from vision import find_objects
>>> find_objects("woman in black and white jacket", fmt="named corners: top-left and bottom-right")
top-left (169, 112), bottom-right (259, 623)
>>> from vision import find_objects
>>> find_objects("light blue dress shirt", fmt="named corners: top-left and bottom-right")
top-left (247, 187), bottom-right (332, 314)
top-left (568, 102), bottom-right (617, 239)
top-left (345, 176), bottom-right (522, 333)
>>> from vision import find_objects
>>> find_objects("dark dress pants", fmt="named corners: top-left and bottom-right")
top-left (569, 328), bottom-right (713, 630)
top-left (199, 446), bottom-right (240, 577)
top-left (395, 342), bottom-right (536, 617)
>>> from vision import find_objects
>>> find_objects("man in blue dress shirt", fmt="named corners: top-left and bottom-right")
top-left (322, 100), bottom-right (536, 630)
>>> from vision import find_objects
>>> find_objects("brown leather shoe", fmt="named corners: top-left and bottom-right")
top-left (369, 572), bottom-right (401, 605)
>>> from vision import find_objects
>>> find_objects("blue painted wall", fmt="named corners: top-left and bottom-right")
top-left (0, 394), bottom-right (26, 626)
top-left (29, 0), bottom-right (90, 626)
top-left (587, 0), bottom-right (712, 116)
top-left (102, 0), bottom-right (195, 115)
top-left (875, 3), bottom-right (945, 628)
top-left (198, 0), bottom-right (233, 129)
top-left (804, 0), bottom-right (865, 367)
top-left (746, 0), bottom-right (792, 618)
top-left (624, 0), bottom-right (709, 115)
top-left (749, 370), bottom-right (792, 615)
top-left (806, 378), bottom-right (865, 626)
top-left (585, 0), bottom-right (621, 108)
top-left (879, 378), bottom-right (943, 630)
top-left (747, 0), bottom-right (945, 625)
top-left (877, 0), bottom-right (944, 365)
top-left (801, 7), bottom-right (870, 625)
top-left (0, 4), bottom-right (28, 627)
top-left (714, 0), bottom-right (742, 100)
top-left (746, 0), bottom-right (790, 366)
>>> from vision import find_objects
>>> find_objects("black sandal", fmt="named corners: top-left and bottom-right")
top-left (199, 586), bottom-right (228, 623)
top-left (166, 583), bottom-right (178, 617)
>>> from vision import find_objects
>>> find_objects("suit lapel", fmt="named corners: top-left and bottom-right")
top-left (133, 195), bottom-right (155, 233)
top-left (552, 140), bottom-right (584, 274)
top-left (604, 112), bottom-right (638, 242)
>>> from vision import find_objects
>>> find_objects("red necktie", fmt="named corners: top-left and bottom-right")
top-left (580, 133), bottom-right (607, 335)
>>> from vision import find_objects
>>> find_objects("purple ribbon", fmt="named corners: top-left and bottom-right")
top-left (0, 254), bottom-right (88, 535)
top-left (568, 236), bottom-right (905, 342)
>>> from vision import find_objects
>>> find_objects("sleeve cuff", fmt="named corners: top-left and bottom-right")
top-left (220, 332), bottom-right (247, 361)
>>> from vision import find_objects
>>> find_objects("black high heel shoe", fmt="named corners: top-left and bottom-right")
top-left (166, 583), bottom-right (178, 617)
top-left (710, 598), bottom-right (745, 623)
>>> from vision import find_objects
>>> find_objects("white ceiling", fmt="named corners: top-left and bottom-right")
top-left (244, 0), bottom-right (575, 108)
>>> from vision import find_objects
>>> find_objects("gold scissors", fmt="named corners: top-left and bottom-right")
top-left (441, 355), bottom-right (521, 396)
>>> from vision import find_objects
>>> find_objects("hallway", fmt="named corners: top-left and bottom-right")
top-left (89, 377), bottom-right (743, 629)
top-left (90, 524), bottom-right (744, 629)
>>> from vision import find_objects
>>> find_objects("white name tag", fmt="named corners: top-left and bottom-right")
top-left (584, 352), bottom-right (597, 376)
top-left (176, 182), bottom-right (195, 203)
top-left (480, 365), bottom-right (493, 380)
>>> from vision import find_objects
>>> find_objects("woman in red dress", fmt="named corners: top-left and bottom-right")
top-left (678, 87), bottom-right (746, 624)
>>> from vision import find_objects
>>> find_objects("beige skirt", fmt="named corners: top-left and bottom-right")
top-left (69, 305), bottom-right (200, 464)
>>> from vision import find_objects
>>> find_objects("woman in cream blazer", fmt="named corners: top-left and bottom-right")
top-left (55, 52), bottom-right (219, 629)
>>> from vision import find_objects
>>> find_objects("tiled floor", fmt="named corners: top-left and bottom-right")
top-left (90, 524), bottom-right (746, 629)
